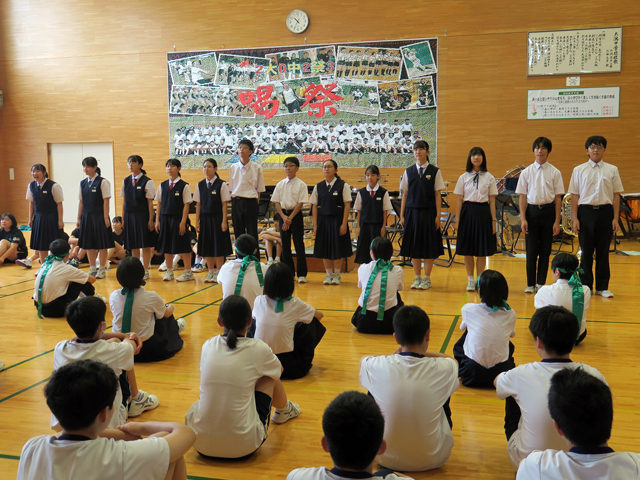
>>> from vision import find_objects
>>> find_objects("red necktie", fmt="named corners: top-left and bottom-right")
top-left (370, 191), bottom-right (374, 198)
top-left (169, 182), bottom-right (174, 191)
top-left (133, 178), bottom-right (137, 187)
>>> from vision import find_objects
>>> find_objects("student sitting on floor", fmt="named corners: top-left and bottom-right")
top-left (517, 367), bottom-right (640, 479)
top-left (351, 236), bottom-right (404, 335)
top-left (250, 262), bottom-right (326, 379)
top-left (453, 269), bottom-right (516, 388)
top-left (185, 295), bottom-right (301, 459)
top-left (494, 305), bottom-right (607, 470)
top-left (52, 296), bottom-right (158, 431)
top-left (17, 360), bottom-right (195, 480)
top-left (360, 305), bottom-right (459, 471)
top-left (535, 252), bottom-right (590, 345)
top-left (110, 256), bottom-right (186, 363)
top-left (33, 239), bottom-right (104, 318)
top-left (217, 234), bottom-right (268, 309)
top-left (287, 390), bottom-right (415, 480)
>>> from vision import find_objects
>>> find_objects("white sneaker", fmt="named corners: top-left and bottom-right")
top-left (96, 268), bottom-right (106, 279)
top-left (331, 273), bottom-right (341, 285)
top-left (94, 293), bottom-right (108, 304)
top-left (104, 260), bottom-right (111, 271)
top-left (88, 267), bottom-right (98, 277)
top-left (176, 271), bottom-right (195, 282)
top-left (323, 274), bottom-right (332, 285)
top-left (143, 270), bottom-right (150, 281)
top-left (420, 278), bottom-right (432, 290)
top-left (466, 280), bottom-right (476, 292)
top-left (163, 271), bottom-right (174, 281)
top-left (204, 271), bottom-right (216, 283)
top-left (158, 261), bottom-right (167, 272)
top-left (595, 290), bottom-right (614, 298)
top-left (16, 258), bottom-right (32, 269)
top-left (524, 286), bottom-right (536, 294)
top-left (271, 400), bottom-right (301, 424)
top-left (298, 276), bottom-right (307, 284)
top-left (128, 390), bottom-right (159, 417)
top-left (267, 259), bottom-right (274, 266)
top-left (411, 276), bottom-right (421, 289)
top-left (176, 317), bottom-right (186, 333)
top-left (536, 284), bottom-right (544, 291)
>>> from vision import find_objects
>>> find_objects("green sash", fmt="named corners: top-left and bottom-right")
top-left (557, 267), bottom-right (585, 340)
top-left (234, 249), bottom-right (264, 296)
top-left (491, 300), bottom-right (512, 312)
top-left (275, 296), bottom-right (293, 313)
top-left (362, 259), bottom-right (394, 321)
top-left (36, 255), bottom-right (65, 319)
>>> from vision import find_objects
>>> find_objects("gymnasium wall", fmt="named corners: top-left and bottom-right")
top-left (1, 0), bottom-right (639, 221)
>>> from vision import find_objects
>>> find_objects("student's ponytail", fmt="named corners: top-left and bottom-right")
top-left (218, 295), bottom-right (252, 351)
top-left (226, 329), bottom-right (239, 349)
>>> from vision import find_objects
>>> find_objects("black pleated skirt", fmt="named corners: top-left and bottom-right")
top-left (124, 210), bottom-right (154, 249)
top-left (135, 314), bottom-right (184, 363)
top-left (156, 214), bottom-right (192, 254)
top-left (313, 215), bottom-right (352, 260)
top-left (198, 214), bottom-right (232, 257)
top-left (456, 202), bottom-right (496, 257)
top-left (78, 213), bottom-right (115, 250)
top-left (399, 207), bottom-right (443, 259)
top-left (355, 222), bottom-right (383, 264)
top-left (31, 212), bottom-right (63, 251)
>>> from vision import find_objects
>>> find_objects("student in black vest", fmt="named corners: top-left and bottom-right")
top-left (120, 155), bottom-right (156, 281)
top-left (354, 165), bottom-right (392, 265)
top-left (311, 159), bottom-right (353, 285)
top-left (399, 140), bottom-right (444, 290)
top-left (76, 157), bottom-right (114, 280)
top-left (194, 158), bottom-right (232, 284)
top-left (154, 159), bottom-right (194, 282)
top-left (21, 164), bottom-right (65, 268)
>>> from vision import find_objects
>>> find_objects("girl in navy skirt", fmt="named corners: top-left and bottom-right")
top-left (399, 140), bottom-right (444, 291)
top-left (194, 158), bottom-right (232, 284)
top-left (154, 159), bottom-right (193, 282)
top-left (310, 159), bottom-right (353, 285)
top-left (354, 165), bottom-right (392, 265)
top-left (76, 157), bottom-right (114, 279)
top-left (121, 155), bottom-right (156, 281)
top-left (24, 164), bottom-right (65, 266)
top-left (454, 147), bottom-right (498, 292)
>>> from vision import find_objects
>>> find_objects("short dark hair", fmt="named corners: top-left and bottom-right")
top-left (1, 213), bottom-right (17, 229)
top-left (65, 296), bottom-right (106, 339)
top-left (365, 164), bottom-right (380, 176)
top-left (322, 391), bottom-right (385, 470)
top-left (219, 295), bottom-right (252, 350)
top-left (532, 137), bottom-right (553, 153)
top-left (284, 156), bottom-right (300, 167)
top-left (585, 135), bottom-right (607, 149)
top-left (548, 368), bottom-right (612, 447)
top-left (81, 156), bottom-right (98, 168)
top-left (551, 253), bottom-right (579, 280)
top-left (49, 238), bottom-right (70, 257)
top-left (413, 139), bottom-right (430, 151)
top-left (529, 306), bottom-right (579, 356)
top-left (112, 216), bottom-right (123, 225)
top-left (45, 360), bottom-right (118, 431)
top-left (263, 262), bottom-right (295, 300)
top-left (116, 256), bottom-right (145, 289)
top-left (465, 147), bottom-right (487, 172)
top-left (203, 157), bottom-right (218, 168)
top-left (393, 305), bottom-right (430, 346)
top-left (235, 234), bottom-right (257, 258)
top-left (239, 138), bottom-right (254, 152)
top-left (31, 163), bottom-right (49, 178)
top-left (370, 236), bottom-right (393, 261)
top-left (478, 269), bottom-right (509, 309)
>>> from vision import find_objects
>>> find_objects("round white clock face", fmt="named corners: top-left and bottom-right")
top-left (286, 9), bottom-right (309, 34)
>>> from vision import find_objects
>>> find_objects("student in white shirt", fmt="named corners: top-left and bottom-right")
top-left (251, 262), bottom-right (325, 379)
top-left (185, 295), bottom-right (301, 459)
top-left (568, 135), bottom-right (624, 298)
top-left (287, 391), bottom-right (414, 480)
top-left (351, 237), bottom-right (404, 335)
top-left (535, 253), bottom-right (590, 345)
top-left (453, 270), bottom-right (516, 388)
top-left (17, 360), bottom-right (195, 480)
top-left (517, 367), bottom-right (640, 480)
top-left (494, 306), bottom-right (607, 470)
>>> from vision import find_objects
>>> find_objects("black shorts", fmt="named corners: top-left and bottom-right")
top-left (255, 390), bottom-right (272, 427)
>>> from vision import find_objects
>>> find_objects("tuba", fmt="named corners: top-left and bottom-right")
top-left (561, 194), bottom-right (577, 236)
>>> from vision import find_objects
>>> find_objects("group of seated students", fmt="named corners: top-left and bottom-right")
top-left (13, 227), bottom-right (638, 479)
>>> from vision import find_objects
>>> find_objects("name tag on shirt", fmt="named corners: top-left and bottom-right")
top-left (333, 191), bottom-right (338, 196)
top-left (92, 189), bottom-right (97, 193)
top-left (376, 197), bottom-right (381, 200)
top-left (43, 191), bottom-right (48, 194)
top-left (175, 192), bottom-right (180, 196)
top-left (137, 186), bottom-right (142, 189)
top-left (426, 175), bottom-right (431, 180)
top-left (212, 191), bottom-right (217, 195)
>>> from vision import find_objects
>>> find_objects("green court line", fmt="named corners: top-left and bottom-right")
top-left (187, 476), bottom-right (225, 480)
top-left (169, 285), bottom-right (217, 303)
top-left (173, 302), bottom-right (211, 306)
top-left (0, 279), bottom-right (33, 289)
top-left (0, 378), bottom-right (49, 404)
top-left (0, 289), bottom-right (33, 299)
top-left (440, 315), bottom-right (460, 353)
top-left (0, 454), bottom-right (20, 460)
top-left (2, 349), bottom-right (55, 372)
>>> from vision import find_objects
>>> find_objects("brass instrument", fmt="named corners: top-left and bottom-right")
top-left (561, 193), bottom-right (577, 236)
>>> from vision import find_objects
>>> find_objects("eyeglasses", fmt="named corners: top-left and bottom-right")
top-left (588, 144), bottom-right (605, 150)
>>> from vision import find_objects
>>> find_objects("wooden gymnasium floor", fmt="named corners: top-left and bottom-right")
top-left (1, 234), bottom-right (640, 479)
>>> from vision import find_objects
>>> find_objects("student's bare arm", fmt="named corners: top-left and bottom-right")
top-left (118, 421), bottom-right (196, 463)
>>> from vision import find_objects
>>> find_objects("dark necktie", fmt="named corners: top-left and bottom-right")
top-left (133, 177), bottom-right (137, 187)
top-left (169, 182), bottom-right (174, 191)
top-left (370, 190), bottom-right (374, 198)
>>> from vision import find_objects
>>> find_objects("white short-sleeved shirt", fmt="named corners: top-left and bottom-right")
top-left (217, 259), bottom-right (268, 309)
top-left (153, 182), bottom-right (192, 204)
top-left (568, 160), bottom-right (624, 205)
top-left (119, 174), bottom-right (156, 199)
top-left (357, 262), bottom-right (404, 311)
top-left (33, 260), bottom-right (90, 304)
top-left (252, 295), bottom-right (315, 354)
top-left (184, 335), bottom-right (281, 458)
top-left (309, 178), bottom-right (352, 205)
top-left (78, 175), bottom-right (111, 200)
top-left (535, 280), bottom-right (590, 335)
top-left (192, 175), bottom-right (231, 203)
top-left (360, 353), bottom-right (459, 471)
top-left (515, 162), bottom-right (565, 205)
top-left (460, 303), bottom-right (516, 368)
top-left (17, 435), bottom-right (169, 480)
top-left (453, 171), bottom-right (498, 203)
top-left (516, 449), bottom-right (640, 480)
top-left (26, 181), bottom-right (64, 203)
top-left (287, 467), bottom-right (414, 480)
top-left (110, 288), bottom-right (167, 342)
top-left (52, 339), bottom-right (133, 429)
top-left (228, 160), bottom-right (266, 199)
top-left (495, 361), bottom-right (607, 469)
top-left (353, 185), bottom-right (393, 212)
top-left (271, 177), bottom-right (309, 210)
top-left (400, 163), bottom-right (445, 192)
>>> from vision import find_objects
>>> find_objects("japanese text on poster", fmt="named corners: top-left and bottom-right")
top-left (527, 87), bottom-right (620, 120)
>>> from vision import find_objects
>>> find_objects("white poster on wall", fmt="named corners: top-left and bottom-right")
top-left (527, 87), bottom-right (620, 120)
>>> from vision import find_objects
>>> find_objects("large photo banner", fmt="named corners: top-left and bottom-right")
top-left (167, 38), bottom-right (438, 170)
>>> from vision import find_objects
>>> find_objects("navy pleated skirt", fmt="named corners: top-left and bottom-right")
top-left (456, 202), bottom-right (496, 257)
top-left (124, 210), bottom-right (154, 249)
top-left (78, 213), bottom-right (115, 250)
top-left (156, 214), bottom-right (192, 254)
top-left (399, 207), bottom-right (443, 259)
top-left (313, 215), bottom-right (352, 260)
top-left (31, 212), bottom-right (63, 251)
top-left (198, 214), bottom-right (232, 257)
top-left (355, 222), bottom-right (383, 264)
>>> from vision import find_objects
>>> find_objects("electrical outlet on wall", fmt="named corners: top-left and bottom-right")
top-left (9, 168), bottom-right (14, 180)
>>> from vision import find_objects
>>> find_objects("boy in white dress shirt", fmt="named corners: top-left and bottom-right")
top-left (517, 368), bottom-right (640, 479)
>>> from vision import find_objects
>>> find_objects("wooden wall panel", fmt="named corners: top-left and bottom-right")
top-left (1, 0), bottom-right (640, 221)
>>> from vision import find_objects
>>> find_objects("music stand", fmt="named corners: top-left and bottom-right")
top-left (496, 193), bottom-right (519, 257)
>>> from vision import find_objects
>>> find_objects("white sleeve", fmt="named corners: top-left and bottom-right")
top-left (515, 168), bottom-right (529, 195)
top-left (453, 174), bottom-right (465, 196)
top-left (116, 341), bottom-right (135, 372)
top-left (192, 184), bottom-right (201, 203)
top-left (154, 184), bottom-right (163, 202)
top-left (353, 191), bottom-right (363, 211)
top-left (342, 183), bottom-right (352, 202)
top-left (488, 174), bottom-right (499, 195)
top-left (434, 170), bottom-right (445, 191)
top-left (515, 452), bottom-right (541, 480)
top-left (52, 183), bottom-right (64, 203)
top-left (293, 298), bottom-right (316, 324)
top-left (145, 179), bottom-right (156, 199)
top-left (553, 169), bottom-right (565, 196)
top-left (149, 291), bottom-right (168, 319)
top-left (182, 184), bottom-right (192, 203)
top-left (359, 356), bottom-right (374, 391)
top-left (495, 367), bottom-right (518, 400)
top-left (296, 182), bottom-right (309, 204)
top-left (567, 167), bottom-right (580, 195)
top-left (220, 182), bottom-right (231, 202)
top-left (309, 185), bottom-right (319, 204)
top-left (382, 191), bottom-right (392, 211)
top-left (261, 346), bottom-right (283, 380)
top-left (26, 184), bottom-right (33, 201)
top-left (100, 178), bottom-right (112, 199)
top-left (120, 179), bottom-right (126, 198)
